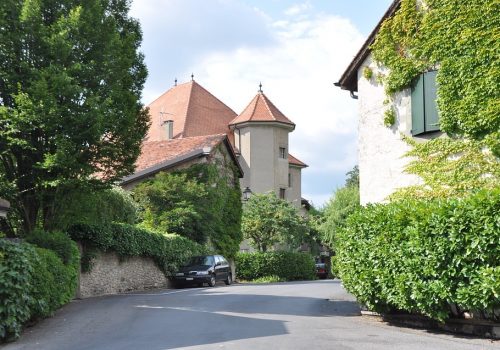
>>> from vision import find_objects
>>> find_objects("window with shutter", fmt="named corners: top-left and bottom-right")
top-left (411, 71), bottom-right (439, 136)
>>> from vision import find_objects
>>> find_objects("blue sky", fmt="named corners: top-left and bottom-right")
top-left (130, 0), bottom-right (393, 207)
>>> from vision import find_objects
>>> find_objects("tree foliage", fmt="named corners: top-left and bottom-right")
top-left (392, 137), bottom-right (500, 199)
top-left (133, 162), bottom-right (243, 258)
top-left (320, 186), bottom-right (360, 250)
top-left (242, 192), bottom-right (308, 252)
top-left (0, 0), bottom-right (149, 234)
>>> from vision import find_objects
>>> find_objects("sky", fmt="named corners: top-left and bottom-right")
top-left (129, 0), bottom-right (393, 208)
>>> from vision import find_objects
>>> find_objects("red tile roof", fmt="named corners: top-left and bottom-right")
top-left (229, 92), bottom-right (295, 127)
top-left (135, 134), bottom-right (226, 173)
top-left (146, 81), bottom-right (237, 141)
top-left (288, 153), bottom-right (308, 168)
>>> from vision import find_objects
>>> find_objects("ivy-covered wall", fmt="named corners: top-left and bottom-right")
top-left (132, 144), bottom-right (243, 259)
top-left (357, 0), bottom-right (499, 201)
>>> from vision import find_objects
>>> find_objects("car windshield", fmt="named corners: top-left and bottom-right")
top-left (186, 256), bottom-right (214, 266)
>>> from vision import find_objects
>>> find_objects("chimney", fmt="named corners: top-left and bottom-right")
top-left (163, 120), bottom-right (174, 140)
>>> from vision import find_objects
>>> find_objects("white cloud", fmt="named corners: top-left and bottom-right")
top-left (284, 2), bottom-right (312, 17)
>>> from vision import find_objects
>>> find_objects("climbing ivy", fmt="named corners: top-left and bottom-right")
top-left (371, 0), bottom-right (500, 155)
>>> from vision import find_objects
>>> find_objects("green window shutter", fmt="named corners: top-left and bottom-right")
top-left (424, 70), bottom-right (440, 132)
top-left (411, 74), bottom-right (425, 135)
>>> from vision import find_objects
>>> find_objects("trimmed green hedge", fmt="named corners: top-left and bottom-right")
top-left (68, 222), bottom-right (207, 276)
top-left (0, 234), bottom-right (80, 342)
top-left (235, 251), bottom-right (316, 281)
top-left (336, 188), bottom-right (500, 321)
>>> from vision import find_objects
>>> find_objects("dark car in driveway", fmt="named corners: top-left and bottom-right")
top-left (315, 263), bottom-right (328, 279)
top-left (172, 255), bottom-right (232, 287)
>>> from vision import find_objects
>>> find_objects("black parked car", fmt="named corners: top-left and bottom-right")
top-left (172, 255), bottom-right (232, 287)
top-left (315, 263), bottom-right (328, 279)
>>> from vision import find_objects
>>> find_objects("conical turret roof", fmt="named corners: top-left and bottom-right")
top-left (229, 91), bottom-right (295, 128)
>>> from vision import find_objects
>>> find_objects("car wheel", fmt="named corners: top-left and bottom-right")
top-left (224, 273), bottom-right (232, 285)
top-left (208, 274), bottom-right (216, 287)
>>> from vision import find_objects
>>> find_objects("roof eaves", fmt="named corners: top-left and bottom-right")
top-left (120, 148), bottom-right (208, 185)
top-left (335, 0), bottom-right (401, 93)
top-left (289, 162), bottom-right (308, 168)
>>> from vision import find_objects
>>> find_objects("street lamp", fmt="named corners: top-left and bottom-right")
top-left (242, 187), bottom-right (252, 201)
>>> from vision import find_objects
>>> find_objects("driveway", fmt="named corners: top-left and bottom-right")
top-left (3, 280), bottom-right (497, 350)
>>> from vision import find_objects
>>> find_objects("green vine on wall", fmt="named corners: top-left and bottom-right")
top-left (370, 0), bottom-right (499, 196)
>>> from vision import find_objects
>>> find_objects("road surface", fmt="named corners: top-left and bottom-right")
top-left (3, 280), bottom-right (497, 350)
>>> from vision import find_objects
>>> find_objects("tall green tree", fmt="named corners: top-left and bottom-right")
top-left (0, 0), bottom-right (148, 234)
top-left (320, 165), bottom-right (361, 249)
top-left (242, 193), bottom-right (308, 252)
top-left (320, 186), bottom-right (360, 249)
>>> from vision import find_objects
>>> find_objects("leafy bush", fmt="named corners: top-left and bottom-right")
top-left (0, 240), bottom-right (36, 341)
top-left (68, 222), bottom-right (207, 276)
top-left (330, 256), bottom-right (338, 278)
top-left (0, 236), bottom-right (79, 342)
top-left (336, 188), bottom-right (500, 321)
top-left (236, 251), bottom-right (315, 281)
top-left (46, 187), bottom-right (138, 231)
top-left (26, 231), bottom-right (80, 309)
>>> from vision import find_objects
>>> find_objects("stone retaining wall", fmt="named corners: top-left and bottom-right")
top-left (77, 251), bottom-right (169, 298)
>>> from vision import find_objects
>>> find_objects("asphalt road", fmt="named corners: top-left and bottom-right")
top-left (2, 280), bottom-right (497, 350)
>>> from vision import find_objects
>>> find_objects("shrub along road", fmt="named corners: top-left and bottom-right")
top-left (4, 280), bottom-right (496, 350)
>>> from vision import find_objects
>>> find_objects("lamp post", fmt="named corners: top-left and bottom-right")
top-left (242, 187), bottom-right (252, 202)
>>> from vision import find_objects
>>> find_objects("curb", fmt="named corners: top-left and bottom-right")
top-left (360, 311), bottom-right (500, 339)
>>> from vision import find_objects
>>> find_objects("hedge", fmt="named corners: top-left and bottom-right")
top-left (235, 251), bottom-right (316, 281)
top-left (68, 222), bottom-right (207, 276)
top-left (336, 188), bottom-right (500, 321)
top-left (0, 233), bottom-right (80, 342)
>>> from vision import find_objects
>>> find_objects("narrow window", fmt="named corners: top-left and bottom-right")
top-left (279, 147), bottom-right (286, 159)
top-left (279, 188), bottom-right (286, 199)
top-left (288, 173), bottom-right (292, 188)
top-left (411, 71), bottom-right (439, 135)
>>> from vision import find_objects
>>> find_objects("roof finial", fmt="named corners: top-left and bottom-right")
top-left (174, 78), bottom-right (177, 86)
top-left (191, 73), bottom-right (194, 81)
top-left (258, 82), bottom-right (263, 92)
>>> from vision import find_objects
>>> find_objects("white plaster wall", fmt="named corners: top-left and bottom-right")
top-left (357, 54), bottom-right (422, 204)
top-left (274, 127), bottom-right (290, 195)
top-left (288, 166), bottom-right (302, 208)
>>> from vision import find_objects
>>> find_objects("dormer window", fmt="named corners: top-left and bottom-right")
top-left (279, 147), bottom-right (286, 159)
top-left (411, 71), bottom-right (440, 135)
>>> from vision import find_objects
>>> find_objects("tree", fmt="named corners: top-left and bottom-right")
top-left (0, 0), bottom-right (148, 234)
top-left (320, 186), bottom-right (360, 250)
top-left (344, 165), bottom-right (359, 188)
top-left (242, 193), bottom-right (308, 252)
top-left (134, 172), bottom-right (208, 244)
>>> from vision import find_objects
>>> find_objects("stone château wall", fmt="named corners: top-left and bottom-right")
top-left (77, 250), bottom-right (169, 298)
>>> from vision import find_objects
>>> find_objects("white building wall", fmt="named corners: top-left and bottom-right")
top-left (287, 166), bottom-right (302, 208)
top-left (357, 54), bottom-right (422, 204)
